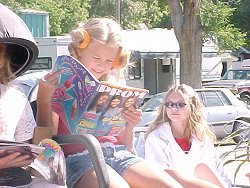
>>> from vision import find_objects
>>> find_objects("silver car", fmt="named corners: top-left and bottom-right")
top-left (137, 88), bottom-right (250, 143)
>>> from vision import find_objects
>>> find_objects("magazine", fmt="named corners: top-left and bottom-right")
top-left (0, 139), bottom-right (45, 160)
top-left (30, 139), bottom-right (66, 186)
top-left (52, 55), bottom-right (149, 137)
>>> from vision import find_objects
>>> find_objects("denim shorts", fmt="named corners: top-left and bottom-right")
top-left (66, 144), bottom-right (143, 188)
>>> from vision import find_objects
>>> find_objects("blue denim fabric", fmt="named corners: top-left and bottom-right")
top-left (66, 145), bottom-right (143, 188)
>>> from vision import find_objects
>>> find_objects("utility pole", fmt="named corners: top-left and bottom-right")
top-left (115, 0), bottom-right (121, 23)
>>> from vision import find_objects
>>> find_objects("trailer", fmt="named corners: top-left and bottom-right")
top-left (28, 35), bottom-right (71, 72)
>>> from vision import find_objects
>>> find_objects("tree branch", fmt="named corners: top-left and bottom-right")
top-left (183, 0), bottom-right (201, 36)
top-left (166, 0), bottom-right (184, 40)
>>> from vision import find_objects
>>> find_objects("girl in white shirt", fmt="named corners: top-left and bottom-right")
top-left (145, 84), bottom-right (231, 188)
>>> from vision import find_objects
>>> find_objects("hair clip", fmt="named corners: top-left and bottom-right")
top-left (79, 30), bottom-right (90, 49)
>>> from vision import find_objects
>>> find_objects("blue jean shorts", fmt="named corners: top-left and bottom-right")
top-left (66, 144), bottom-right (143, 188)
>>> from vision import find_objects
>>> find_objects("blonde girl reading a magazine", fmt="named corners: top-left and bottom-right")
top-left (37, 18), bottom-right (185, 188)
top-left (144, 84), bottom-right (231, 187)
top-left (37, 18), bottom-right (231, 188)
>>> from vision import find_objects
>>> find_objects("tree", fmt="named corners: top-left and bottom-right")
top-left (89, 0), bottom-right (146, 29)
top-left (201, 1), bottom-right (246, 51)
top-left (88, 0), bottom-right (166, 30)
top-left (166, 1), bottom-right (203, 88)
top-left (165, 0), bottom-right (245, 88)
top-left (28, 0), bottom-right (89, 35)
top-left (0, 0), bottom-right (89, 36)
top-left (230, 0), bottom-right (250, 46)
top-left (60, 0), bottom-right (89, 34)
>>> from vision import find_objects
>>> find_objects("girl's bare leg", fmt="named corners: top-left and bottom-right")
top-left (75, 167), bottom-right (130, 188)
top-left (194, 163), bottom-right (224, 188)
top-left (165, 168), bottom-right (221, 188)
top-left (122, 160), bottom-right (183, 188)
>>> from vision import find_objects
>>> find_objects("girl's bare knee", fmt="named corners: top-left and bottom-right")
top-left (195, 163), bottom-right (209, 171)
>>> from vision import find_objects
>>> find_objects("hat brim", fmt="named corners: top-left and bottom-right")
top-left (0, 3), bottom-right (39, 77)
top-left (0, 37), bottom-right (38, 77)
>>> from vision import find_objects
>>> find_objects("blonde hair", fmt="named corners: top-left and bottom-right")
top-left (145, 84), bottom-right (216, 143)
top-left (0, 44), bottom-right (14, 84)
top-left (68, 18), bottom-right (127, 81)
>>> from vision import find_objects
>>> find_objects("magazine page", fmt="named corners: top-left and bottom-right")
top-left (29, 139), bottom-right (66, 186)
top-left (52, 55), bottom-right (100, 133)
top-left (0, 139), bottom-right (45, 159)
top-left (77, 82), bottom-right (149, 137)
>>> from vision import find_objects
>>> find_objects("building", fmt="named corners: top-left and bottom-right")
top-left (122, 29), bottom-right (235, 94)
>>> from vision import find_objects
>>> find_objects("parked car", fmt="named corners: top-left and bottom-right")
top-left (203, 67), bottom-right (250, 105)
top-left (137, 88), bottom-right (250, 143)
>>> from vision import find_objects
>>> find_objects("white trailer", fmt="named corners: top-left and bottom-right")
top-left (28, 35), bottom-right (71, 72)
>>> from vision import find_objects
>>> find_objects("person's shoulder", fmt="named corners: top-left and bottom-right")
top-left (195, 136), bottom-right (216, 149)
top-left (147, 123), bottom-right (169, 139)
top-left (10, 84), bottom-right (27, 96)
top-left (1, 83), bottom-right (25, 97)
top-left (204, 135), bottom-right (215, 145)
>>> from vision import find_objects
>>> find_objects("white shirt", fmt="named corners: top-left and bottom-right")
top-left (0, 84), bottom-right (36, 142)
top-left (145, 122), bottom-right (231, 187)
top-left (0, 84), bottom-right (67, 188)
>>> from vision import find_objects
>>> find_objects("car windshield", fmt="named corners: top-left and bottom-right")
top-left (222, 69), bottom-right (250, 80)
top-left (140, 93), bottom-right (166, 112)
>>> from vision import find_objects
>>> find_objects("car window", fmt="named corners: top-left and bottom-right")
top-left (202, 91), bottom-right (224, 107)
top-left (141, 93), bottom-right (165, 112)
top-left (217, 91), bottom-right (232, 105)
top-left (196, 92), bottom-right (204, 105)
top-left (222, 69), bottom-right (250, 80)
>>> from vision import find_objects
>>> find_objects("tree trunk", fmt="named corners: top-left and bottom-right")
top-left (179, 30), bottom-right (203, 88)
top-left (167, 0), bottom-right (203, 89)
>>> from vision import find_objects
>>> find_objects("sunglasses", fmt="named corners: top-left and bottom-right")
top-left (164, 102), bottom-right (187, 109)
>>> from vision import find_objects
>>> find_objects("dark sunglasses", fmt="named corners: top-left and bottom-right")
top-left (164, 102), bottom-right (187, 109)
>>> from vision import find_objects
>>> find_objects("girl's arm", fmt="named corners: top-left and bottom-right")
top-left (36, 71), bottom-right (61, 134)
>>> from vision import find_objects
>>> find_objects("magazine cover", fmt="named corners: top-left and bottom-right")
top-left (0, 139), bottom-right (45, 159)
top-left (77, 82), bottom-right (149, 136)
top-left (52, 55), bottom-right (149, 137)
top-left (52, 55), bottom-right (99, 133)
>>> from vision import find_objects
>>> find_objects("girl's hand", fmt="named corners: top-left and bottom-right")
top-left (37, 70), bottom-right (63, 101)
top-left (122, 106), bottom-right (142, 128)
top-left (0, 151), bottom-right (34, 169)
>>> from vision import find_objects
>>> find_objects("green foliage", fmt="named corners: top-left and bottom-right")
top-left (88, 0), bottom-right (170, 29)
top-left (0, 0), bottom-right (89, 36)
top-left (59, 0), bottom-right (89, 34)
top-left (30, 0), bottom-right (89, 35)
top-left (200, 0), bottom-right (246, 51)
top-left (230, 0), bottom-right (250, 46)
top-left (89, 0), bottom-right (146, 29)
top-left (120, 1), bottom-right (146, 29)
top-left (0, 0), bottom-right (20, 11)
